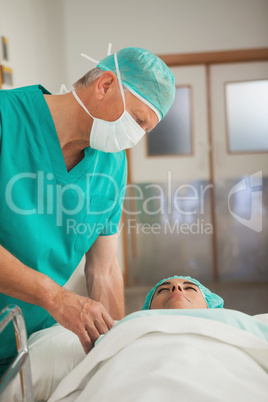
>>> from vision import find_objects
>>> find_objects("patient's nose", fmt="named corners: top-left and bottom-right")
top-left (171, 284), bottom-right (183, 292)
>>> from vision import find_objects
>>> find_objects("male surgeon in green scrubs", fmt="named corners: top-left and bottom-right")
top-left (0, 47), bottom-right (175, 376)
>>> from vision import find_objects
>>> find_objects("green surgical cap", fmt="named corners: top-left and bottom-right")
top-left (142, 276), bottom-right (224, 310)
top-left (97, 47), bottom-right (175, 120)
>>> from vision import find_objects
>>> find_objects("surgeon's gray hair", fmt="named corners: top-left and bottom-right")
top-left (73, 67), bottom-right (104, 88)
top-left (73, 66), bottom-right (130, 101)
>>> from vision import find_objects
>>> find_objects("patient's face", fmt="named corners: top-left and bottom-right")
top-left (150, 278), bottom-right (208, 310)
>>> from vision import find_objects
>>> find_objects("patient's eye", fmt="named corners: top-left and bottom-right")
top-left (185, 286), bottom-right (197, 292)
top-left (157, 287), bottom-right (169, 293)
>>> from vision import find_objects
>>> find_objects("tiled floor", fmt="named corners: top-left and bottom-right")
top-left (124, 282), bottom-right (268, 316)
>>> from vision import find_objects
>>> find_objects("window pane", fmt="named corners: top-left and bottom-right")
top-left (226, 80), bottom-right (268, 152)
top-left (147, 86), bottom-right (192, 156)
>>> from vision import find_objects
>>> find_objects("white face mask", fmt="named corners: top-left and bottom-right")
top-left (72, 53), bottom-right (145, 153)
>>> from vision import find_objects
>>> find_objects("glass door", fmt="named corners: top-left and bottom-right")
top-left (210, 61), bottom-right (268, 281)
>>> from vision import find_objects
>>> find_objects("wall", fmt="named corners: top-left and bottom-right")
top-left (62, 0), bottom-right (268, 88)
top-left (1, 0), bottom-right (267, 105)
top-left (0, 0), bottom-right (66, 92)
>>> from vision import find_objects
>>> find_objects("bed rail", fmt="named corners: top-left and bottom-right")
top-left (0, 305), bottom-right (34, 401)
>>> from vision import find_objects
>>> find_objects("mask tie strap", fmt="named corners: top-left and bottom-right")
top-left (80, 53), bottom-right (100, 64)
top-left (72, 90), bottom-right (94, 119)
top-left (59, 84), bottom-right (68, 94)
top-left (107, 43), bottom-right (112, 56)
top-left (54, 84), bottom-right (69, 95)
top-left (113, 52), bottom-right (126, 110)
top-left (81, 42), bottom-right (112, 63)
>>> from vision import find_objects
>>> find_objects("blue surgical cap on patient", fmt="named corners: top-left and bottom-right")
top-left (97, 47), bottom-right (175, 120)
top-left (142, 276), bottom-right (224, 310)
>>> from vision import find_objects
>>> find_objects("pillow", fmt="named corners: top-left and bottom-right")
top-left (2, 324), bottom-right (85, 402)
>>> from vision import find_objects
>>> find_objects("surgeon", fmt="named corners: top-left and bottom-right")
top-left (142, 275), bottom-right (224, 310)
top-left (0, 47), bottom-right (175, 377)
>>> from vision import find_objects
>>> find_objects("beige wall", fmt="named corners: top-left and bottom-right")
top-left (1, 0), bottom-right (267, 90)
top-left (62, 0), bottom-right (268, 87)
top-left (0, 0), bottom-right (66, 92)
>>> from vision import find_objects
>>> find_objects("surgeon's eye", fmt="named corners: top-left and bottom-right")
top-left (185, 286), bottom-right (197, 292)
top-left (135, 115), bottom-right (143, 125)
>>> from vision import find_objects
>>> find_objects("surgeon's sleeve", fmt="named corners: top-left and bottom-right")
top-left (100, 163), bottom-right (127, 237)
top-left (0, 112), bottom-right (2, 153)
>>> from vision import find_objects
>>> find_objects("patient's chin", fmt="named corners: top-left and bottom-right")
top-left (164, 299), bottom-right (191, 310)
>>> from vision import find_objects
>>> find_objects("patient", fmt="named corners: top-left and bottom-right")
top-left (141, 275), bottom-right (224, 310)
top-left (2, 276), bottom-right (225, 401)
top-left (46, 276), bottom-right (268, 402)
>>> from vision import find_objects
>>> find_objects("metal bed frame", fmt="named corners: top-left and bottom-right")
top-left (0, 305), bottom-right (34, 401)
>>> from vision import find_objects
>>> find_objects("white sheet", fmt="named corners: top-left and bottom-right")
top-left (49, 313), bottom-right (268, 402)
top-left (0, 324), bottom-right (85, 402)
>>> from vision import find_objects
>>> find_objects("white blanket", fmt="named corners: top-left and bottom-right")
top-left (49, 310), bottom-right (268, 402)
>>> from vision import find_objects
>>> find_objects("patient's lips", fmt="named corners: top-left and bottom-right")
top-left (166, 293), bottom-right (189, 303)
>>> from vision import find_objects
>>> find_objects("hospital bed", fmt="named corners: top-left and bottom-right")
top-left (0, 305), bottom-right (33, 401)
top-left (1, 264), bottom-right (268, 402)
top-left (1, 308), bottom-right (268, 402)
top-left (0, 262), bottom-right (87, 402)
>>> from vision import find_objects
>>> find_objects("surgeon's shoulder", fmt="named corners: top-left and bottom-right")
top-left (0, 85), bottom-right (50, 101)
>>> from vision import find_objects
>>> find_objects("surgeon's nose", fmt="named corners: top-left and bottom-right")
top-left (171, 284), bottom-right (183, 292)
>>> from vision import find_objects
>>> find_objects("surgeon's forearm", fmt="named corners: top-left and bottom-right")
top-left (86, 260), bottom-right (124, 320)
top-left (0, 244), bottom-right (60, 310)
top-left (85, 234), bottom-right (125, 320)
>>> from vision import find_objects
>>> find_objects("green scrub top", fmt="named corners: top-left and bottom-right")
top-left (0, 85), bottom-right (127, 368)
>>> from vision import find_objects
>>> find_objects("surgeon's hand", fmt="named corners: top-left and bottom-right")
top-left (0, 244), bottom-right (114, 353)
top-left (47, 287), bottom-right (115, 354)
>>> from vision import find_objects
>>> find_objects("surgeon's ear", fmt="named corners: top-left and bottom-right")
top-left (95, 71), bottom-right (117, 100)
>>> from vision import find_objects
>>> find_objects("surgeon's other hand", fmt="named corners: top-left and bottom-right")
top-left (47, 287), bottom-right (115, 353)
